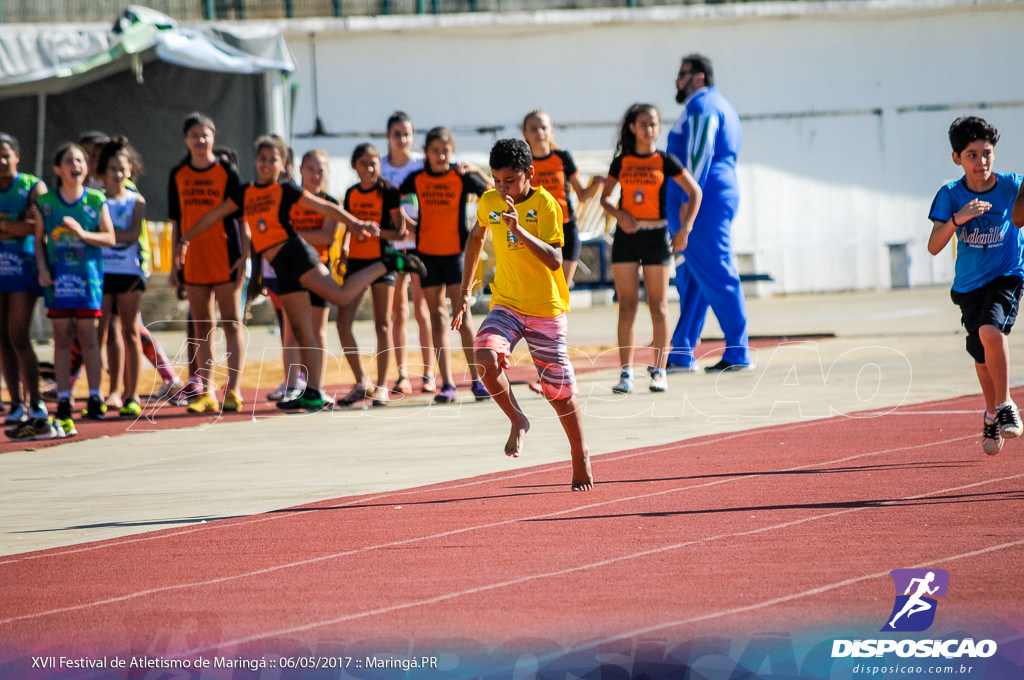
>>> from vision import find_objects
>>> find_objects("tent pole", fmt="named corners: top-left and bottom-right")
top-left (35, 93), bottom-right (46, 178)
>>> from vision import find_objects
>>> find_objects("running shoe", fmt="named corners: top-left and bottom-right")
top-left (391, 375), bottom-right (412, 396)
top-left (665, 361), bottom-right (698, 374)
top-left (433, 383), bottom-right (457, 403)
top-left (297, 389), bottom-right (329, 412)
top-left (119, 400), bottom-right (142, 417)
top-left (222, 389), bottom-right (243, 413)
top-left (611, 370), bottom-right (634, 394)
top-left (372, 385), bottom-right (390, 407)
top-left (3, 403), bottom-right (26, 425)
top-left (337, 383), bottom-right (372, 407)
top-left (5, 417), bottom-right (58, 441)
top-left (983, 415), bottom-right (1003, 456)
top-left (55, 399), bottom-right (76, 438)
top-left (28, 402), bottom-right (48, 421)
top-left (421, 374), bottom-right (436, 394)
top-left (54, 416), bottom-right (76, 438)
top-left (181, 376), bottom-right (205, 402)
top-left (82, 395), bottom-right (106, 420)
top-left (382, 249), bottom-right (428, 277)
top-left (470, 379), bottom-right (490, 401)
top-left (648, 367), bottom-right (668, 393)
top-left (704, 359), bottom-right (751, 374)
top-left (267, 377), bottom-right (306, 402)
top-left (995, 402), bottom-right (1022, 438)
top-left (187, 394), bottom-right (220, 414)
top-left (155, 378), bottom-right (185, 401)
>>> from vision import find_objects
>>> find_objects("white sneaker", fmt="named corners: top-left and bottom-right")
top-left (648, 368), bottom-right (668, 393)
top-left (983, 415), bottom-right (1003, 455)
top-left (995, 402), bottom-right (1022, 438)
top-left (372, 385), bottom-right (389, 407)
top-left (612, 370), bottom-right (634, 394)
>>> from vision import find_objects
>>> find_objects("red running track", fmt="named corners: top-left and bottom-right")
top-left (1, 390), bottom-right (1022, 676)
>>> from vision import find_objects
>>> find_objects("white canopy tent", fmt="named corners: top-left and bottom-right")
top-left (0, 5), bottom-right (296, 217)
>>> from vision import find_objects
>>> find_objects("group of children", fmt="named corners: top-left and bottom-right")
top-left (2, 106), bottom-right (1019, 485)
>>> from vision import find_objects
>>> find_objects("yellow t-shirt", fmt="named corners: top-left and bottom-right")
top-left (477, 187), bottom-right (569, 317)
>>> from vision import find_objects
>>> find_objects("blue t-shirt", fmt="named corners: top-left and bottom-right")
top-left (928, 172), bottom-right (1024, 293)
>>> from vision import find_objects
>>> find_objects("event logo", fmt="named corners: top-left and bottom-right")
top-left (881, 569), bottom-right (949, 632)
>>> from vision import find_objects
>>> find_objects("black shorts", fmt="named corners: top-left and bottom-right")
top-left (103, 273), bottom-right (145, 295)
top-left (269, 237), bottom-right (321, 296)
top-left (561, 219), bottom-right (581, 263)
top-left (347, 257), bottom-right (395, 287)
top-left (416, 252), bottom-right (464, 288)
top-left (611, 226), bottom-right (672, 266)
top-left (951, 275), bottom-right (1023, 364)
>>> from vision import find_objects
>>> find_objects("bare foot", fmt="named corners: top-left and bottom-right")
top-left (571, 454), bottom-right (593, 491)
top-left (505, 417), bottom-right (530, 458)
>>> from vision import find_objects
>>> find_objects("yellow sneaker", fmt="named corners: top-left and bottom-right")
top-left (187, 394), bottom-right (220, 414)
top-left (222, 389), bottom-right (243, 412)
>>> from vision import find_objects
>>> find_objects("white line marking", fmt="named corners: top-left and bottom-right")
top-left (0, 432), bottom-right (983, 630)
top-left (178, 472), bottom-right (1024, 656)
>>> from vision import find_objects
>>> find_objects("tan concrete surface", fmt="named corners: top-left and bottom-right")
top-left (1, 286), bottom-right (1011, 557)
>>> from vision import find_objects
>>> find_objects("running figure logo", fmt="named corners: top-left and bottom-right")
top-left (881, 568), bottom-right (949, 632)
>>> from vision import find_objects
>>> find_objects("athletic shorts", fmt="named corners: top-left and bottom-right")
top-left (474, 304), bottom-right (577, 400)
top-left (347, 257), bottom-right (396, 287)
top-left (611, 225), bottom-right (672, 265)
top-left (269, 237), bottom-right (321, 296)
top-left (103, 273), bottom-right (145, 295)
top-left (47, 307), bottom-right (102, 319)
top-left (416, 252), bottom-right (463, 288)
top-left (951, 275), bottom-right (1023, 364)
top-left (561, 219), bottom-right (581, 263)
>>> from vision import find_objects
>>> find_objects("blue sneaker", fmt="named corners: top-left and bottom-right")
top-left (470, 380), bottom-right (490, 401)
top-left (433, 383), bottom-right (457, 404)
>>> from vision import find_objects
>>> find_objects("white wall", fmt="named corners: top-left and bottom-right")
top-left (262, 0), bottom-right (1024, 293)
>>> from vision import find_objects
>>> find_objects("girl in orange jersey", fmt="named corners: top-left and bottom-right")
top-left (521, 109), bottom-right (604, 285)
top-left (399, 127), bottom-right (491, 404)
top-left (336, 143), bottom-right (407, 407)
top-left (168, 113), bottom-right (247, 414)
top-left (600, 103), bottom-right (702, 395)
top-left (183, 135), bottom-right (425, 412)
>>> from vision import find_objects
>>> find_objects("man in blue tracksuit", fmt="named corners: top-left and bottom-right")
top-left (666, 54), bottom-right (751, 372)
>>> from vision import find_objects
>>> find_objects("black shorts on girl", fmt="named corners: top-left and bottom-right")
top-left (950, 275), bottom-right (1023, 364)
top-left (561, 218), bottom-right (582, 263)
top-left (610, 225), bottom-right (671, 266)
top-left (416, 252), bottom-right (464, 288)
top-left (270, 236), bottom-right (322, 295)
top-left (346, 257), bottom-right (396, 287)
top-left (103, 273), bottom-right (146, 295)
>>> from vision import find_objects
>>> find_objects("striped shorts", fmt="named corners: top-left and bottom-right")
top-left (474, 304), bottom-right (577, 400)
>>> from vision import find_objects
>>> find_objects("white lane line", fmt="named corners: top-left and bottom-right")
top-left (0, 433), bottom-right (982, 627)
top-left (0, 418), bottom-right (835, 566)
top-left (178, 473), bottom-right (1024, 656)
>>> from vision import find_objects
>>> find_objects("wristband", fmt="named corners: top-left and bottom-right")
top-left (951, 215), bottom-right (961, 228)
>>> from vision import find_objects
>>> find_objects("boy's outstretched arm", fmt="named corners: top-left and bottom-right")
top-left (1012, 182), bottom-right (1024, 228)
top-left (452, 221), bottom-right (487, 331)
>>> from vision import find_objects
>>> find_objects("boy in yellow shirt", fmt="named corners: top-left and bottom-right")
top-left (452, 139), bottom-right (592, 491)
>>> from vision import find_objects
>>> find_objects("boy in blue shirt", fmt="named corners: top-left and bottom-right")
top-left (929, 116), bottom-right (1024, 455)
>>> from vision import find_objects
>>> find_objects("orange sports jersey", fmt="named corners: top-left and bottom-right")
top-left (400, 164), bottom-right (488, 257)
top-left (168, 158), bottom-right (241, 285)
top-left (531, 149), bottom-right (578, 224)
top-left (290, 191), bottom-right (338, 263)
top-left (344, 181), bottom-right (400, 260)
top-left (229, 181), bottom-right (307, 254)
top-left (608, 151), bottom-right (685, 222)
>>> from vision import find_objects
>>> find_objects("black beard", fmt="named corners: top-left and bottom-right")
top-left (675, 88), bottom-right (687, 104)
